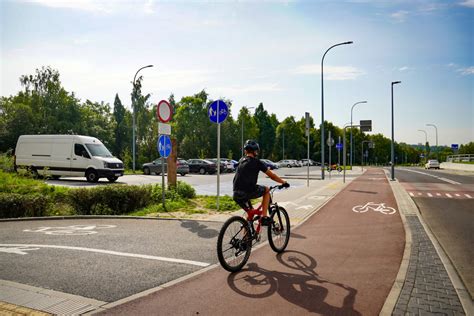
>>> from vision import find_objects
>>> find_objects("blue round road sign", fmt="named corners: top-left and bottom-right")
top-left (336, 143), bottom-right (343, 150)
top-left (208, 100), bottom-right (228, 124)
top-left (157, 135), bottom-right (172, 158)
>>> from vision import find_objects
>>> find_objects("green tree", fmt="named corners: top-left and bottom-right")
top-left (254, 103), bottom-right (277, 159)
top-left (112, 94), bottom-right (129, 159)
top-left (237, 107), bottom-right (259, 157)
top-left (459, 142), bottom-right (474, 154)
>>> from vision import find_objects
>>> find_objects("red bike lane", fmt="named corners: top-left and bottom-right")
top-left (99, 168), bottom-right (404, 315)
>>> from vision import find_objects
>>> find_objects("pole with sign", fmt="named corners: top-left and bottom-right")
top-left (157, 135), bottom-right (172, 208)
top-left (156, 100), bottom-right (174, 209)
top-left (337, 136), bottom-right (342, 166)
top-left (327, 131), bottom-right (334, 179)
top-left (209, 100), bottom-right (229, 210)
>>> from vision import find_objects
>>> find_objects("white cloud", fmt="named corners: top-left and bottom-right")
top-left (214, 83), bottom-right (282, 96)
top-left (459, 0), bottom-right (474, 8)
top-left (458, 66), bottom-right (474, 75)
top-left (23, 0), bottom-right (156, 14)
top-left (398, 66), bottom-right (412, 72)
top-left (390, 10), bottom-right (410, 23)
top-left (292, 65), bottom-right (365, 80)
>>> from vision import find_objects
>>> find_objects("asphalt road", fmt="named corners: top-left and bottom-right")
top-left (395, 167), bottom-right (474, 299)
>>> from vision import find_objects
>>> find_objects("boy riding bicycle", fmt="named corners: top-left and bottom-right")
top-left (233, 140), bottom-right (289, 226)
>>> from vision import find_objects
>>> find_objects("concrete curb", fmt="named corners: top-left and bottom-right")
top-left (379, 171), bottom-right (414, 315)
top-left (0, 215), bottom-right (227, 224)
top-left (86, 179), bottom-right (352, 315)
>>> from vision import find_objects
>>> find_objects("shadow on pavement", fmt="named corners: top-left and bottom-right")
top-left (290, 232), bottom-right (307, 239)
top-left (227, 250), bottom-right (361, 315)
top-left (179, 220), bottom-right (219, 238)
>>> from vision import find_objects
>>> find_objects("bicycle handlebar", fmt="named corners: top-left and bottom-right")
top-left (269, 183), bottom-right (290, 191)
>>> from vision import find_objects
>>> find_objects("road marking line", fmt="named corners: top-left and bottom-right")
top-left (455, 193), bottom-right (460, 197)
top-left (0, 244), bottom-right (210, 267)
top-left (445, 193), bottom-right (452, 198)
top-left (436, 193), bottom-right (441, 196)
top-left (409, 192), bottom-right (414, 197)
top-left (418, 192), bottom-right (423, 196)
top-left (398, 168), bottom-right (461, 185)
top-left (427, 193), bottom-right (433, 197)
top-left (465, 194), bottom-right (472, 198)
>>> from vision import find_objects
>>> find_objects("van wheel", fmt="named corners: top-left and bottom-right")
top-left (143, 167), bottom-right (150, 175)
top-left (30, 167), bottom-right (39, 179)
top-left (107, 176), bottom-right (118, 183)
top-left (86, 169), bottom-right (99, 183)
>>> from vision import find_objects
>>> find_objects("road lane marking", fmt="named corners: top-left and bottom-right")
top-left (445, 193), bottom-right (452, 198)
top-left (427, 193), bottom-right (433, 197)
top-left (465, 194), bottom-right (472, 198)
top-left (418, 192), bottom-right (423, 196)
top-left (23, 225), bottom-right (116, 236)
top-left (398, 168), bottom-right (461, 185)
top-left (352, 202), bottom-right (397, 215)
top-left (409, 192), bottom-right (414, 197)
top-left (436, 193), bottom-right (441, 196)
top-left (0, 244), bottom-right (210, 267)
top-left (455, 194), bottom-right (460, 197)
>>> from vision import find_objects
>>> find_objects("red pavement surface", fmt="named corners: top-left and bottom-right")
top-left (100, 168), bottom-right (404, 315)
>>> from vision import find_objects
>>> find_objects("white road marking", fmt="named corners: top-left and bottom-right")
top-left (436, 193), bottom-right (441, 196)
top-left (0, 244), bottom-right (210, 267)
top-left (427, 193), bottom-right (433, 197)
top-left (445, 193), bottom-right (453, 198)
top-left (455, 194), bottom-right (461, 197)
top-left (398, 169), bottom-right (461, 185)
top-left (465, 194), bottom-right (472, 199)
top-left (296, 205), bottom-right (313, 211)
top-left (0, 246), bottom-right (40, 255)
top-left (409, 192), bottom-right (415, 197)
top-left (418, 192), bottom-right (423, 196)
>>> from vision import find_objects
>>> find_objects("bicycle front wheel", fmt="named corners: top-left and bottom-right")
top-left (217, 216), bottom-right (252, 272)
top-left (268, 206), bottom-right (290, 253)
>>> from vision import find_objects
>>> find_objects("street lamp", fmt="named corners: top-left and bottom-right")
top-left (418, 129), bottom-right (428, 160)
top-left (131, 64), bottom-right (153, 172)
top-left (426, 123), bottom-right (438, 160)
top-left (391, 81), bottom-right (401, 180)
top-left (241, 106), bottom-right (255, 157)
top-left (350, 101), bottom-right (367, 168)
top-left (321, 41), bottom-right (353, 180)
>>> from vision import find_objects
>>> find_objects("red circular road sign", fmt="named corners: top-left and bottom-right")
top-left (157, 100), bottom-right (173, 123)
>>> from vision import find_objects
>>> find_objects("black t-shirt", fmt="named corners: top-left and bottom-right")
top-left (233, 156), bottom-right (268, 193)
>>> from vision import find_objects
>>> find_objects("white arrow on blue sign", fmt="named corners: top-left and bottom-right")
top-left (208, 100), bottom-right (229, 124)
top-left (336, 143), bottom-right (343, 150)
top-left (157, 135), bottom-right (172, 158)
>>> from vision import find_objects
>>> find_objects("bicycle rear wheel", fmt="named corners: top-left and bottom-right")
top-left (268, 206), bottom-right (290, 253)
top-left (217, 216), bottom-right (252, 272)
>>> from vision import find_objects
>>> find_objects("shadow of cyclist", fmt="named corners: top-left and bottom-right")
top-left (179, 220), bottom-right (219, 239)
top-left (227, 250), bottom-right (361, 315)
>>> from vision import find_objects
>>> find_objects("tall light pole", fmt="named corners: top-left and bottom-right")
top-left (241, 106), bottom-right (255, 157)
top-left (418, 129), bottom-right (428, 160)
top-left (282, 129), bottom-right (285, 160)
top-left (132, 64), bottom-right (153, 172)
top-left (391, 81), bottom-right (401, 180)
top-left (350, 101), bottom-right (367, 168)
top-left (426, 123), bottom-right (438, 160)
top-left (321, 41), bottom-right (353, 180)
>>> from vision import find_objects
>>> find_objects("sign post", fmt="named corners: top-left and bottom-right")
top-left (156, 99), bottom-right (174, 210)
top-left (209, 100), bottom-right (229, 210)
top-left (337, 136), bottom-right (342, 166)
top-left (158, 135), bottom-right (172, 209)
top-left (305, 112), bottom-right (310, 187)
top-left (327, 131), bottom-right (334, 179)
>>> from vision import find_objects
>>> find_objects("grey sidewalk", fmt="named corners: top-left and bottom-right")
top-left (386, 174), bottom-right (473, 315)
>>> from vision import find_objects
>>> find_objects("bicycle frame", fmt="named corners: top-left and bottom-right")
top-left (241, 186), bottom-right (278, 237)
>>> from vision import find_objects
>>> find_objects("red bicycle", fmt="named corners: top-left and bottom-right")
top-left (217, 185), bottom-right (290, 272)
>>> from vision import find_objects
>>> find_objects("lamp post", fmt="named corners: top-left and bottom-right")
top-left (391, 81), bottom-right (401, 180)
top-left (350, 101), bottom-right (367, 168)
top-left (131, 64), bottom-right (153, 172)
top-left (418, 129), bottom-right (428, 161)
top-left (241, 106), bottom-right (255, 157)
top-left (321, 41), bottom-right (353, 180)
top-left (361, 140), bottom-right (371, 171)
top-left (426, 123), bottom-right (438, 160)
top-left (282, 129), bottom-right (285, 160)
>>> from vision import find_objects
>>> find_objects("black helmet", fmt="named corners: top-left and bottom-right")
top-left (244, 139), bottom-right (260, 152)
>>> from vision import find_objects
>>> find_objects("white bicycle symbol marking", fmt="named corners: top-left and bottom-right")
top-left (352, 202), bottom-right (397, 215)
top-left (23, 225), bottom-right (116, 235)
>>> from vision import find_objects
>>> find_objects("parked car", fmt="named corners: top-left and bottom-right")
top-left (231, 159), bottom-right (239, 169)
top-left (293, 160), bottom-right (303, 167)
top-left (425, 159), bottom-right (440, 169)
top-left (187, 159), bottom-right (217, 174)
top-left (261, 159), bottom-right (279, 170)
top-left (220, 158), bottom-right (236, 172)
top-left (15, 134), bottom-right (124, 183)
top-left (142, 158), bottom-right (190, 176)
top-left (207, 159), bottom-right (226, 173)
top-left (277, 160), bottom-right (298, 168)
top-left (300, 159), bottom-right (316, 166)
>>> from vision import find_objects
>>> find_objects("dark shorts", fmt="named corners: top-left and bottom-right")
top-left (233, 185), bottom-right (267, 207)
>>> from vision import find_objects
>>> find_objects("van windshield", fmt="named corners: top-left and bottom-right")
top-left (85, 144), bottom-right (113, 158)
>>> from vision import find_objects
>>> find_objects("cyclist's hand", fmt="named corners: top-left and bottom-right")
top-left (282, 182), bottom-right (290, 188)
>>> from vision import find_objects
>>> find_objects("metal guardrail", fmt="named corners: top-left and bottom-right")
top-left (446, 154), bottom-right (474, 162)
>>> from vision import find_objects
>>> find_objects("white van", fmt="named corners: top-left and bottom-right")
top-left (15, 135), bottom-right (124, 183)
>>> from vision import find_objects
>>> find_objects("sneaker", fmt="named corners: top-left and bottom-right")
top-left (260, 216), bottom-right (272, 226)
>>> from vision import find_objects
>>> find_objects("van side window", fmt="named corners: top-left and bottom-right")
top-left (74, 144), bottom-right (90, 159)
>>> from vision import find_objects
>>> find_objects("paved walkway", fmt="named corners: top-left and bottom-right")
top-left (96, 168), bottom-right (405, 315)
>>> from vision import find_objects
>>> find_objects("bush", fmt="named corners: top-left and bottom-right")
top-left (68, 185), bottom-right (152, 215)
top-left (0, 152), bottom-right (14, 172)
top-left (175, 181), bottom-right (196, 199)
top-left (0, 193), bottom-right (48, 218)
top-left (203, 195), bottom-right (240, 211)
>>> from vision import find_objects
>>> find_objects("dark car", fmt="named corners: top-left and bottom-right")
top-left (261, 159), bottom-right (279, 170)
top-left (187, 159), bottom-right (217, 174)
top-left (142, 158), bottom-right (190, 176)
top-left (207, 158), bottom-right (226, 173)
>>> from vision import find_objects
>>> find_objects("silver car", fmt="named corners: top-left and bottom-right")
top-left (143, 158), bottom-right (190, 176)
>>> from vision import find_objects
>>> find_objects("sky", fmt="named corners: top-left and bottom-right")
top-left (1, 0), bottom-right (473, 146)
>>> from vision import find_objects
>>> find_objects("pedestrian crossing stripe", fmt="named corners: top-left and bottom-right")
top-left (407, 192), bottom-right (473, 199)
